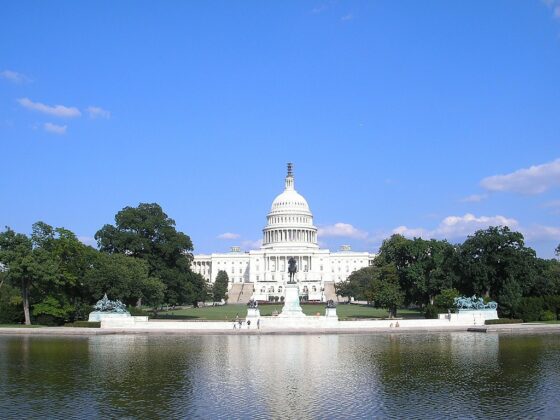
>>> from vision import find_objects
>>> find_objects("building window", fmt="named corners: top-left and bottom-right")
top-left (256, 275), bottom-right (259, 281)
top-left (239, 269), bottom-right (242, 273)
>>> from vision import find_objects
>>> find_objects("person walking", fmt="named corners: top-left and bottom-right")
top-left (257, 318), bottom-right (260, 330)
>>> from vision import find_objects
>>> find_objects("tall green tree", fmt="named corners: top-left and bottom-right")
top-left (0, 227), bottom-right (58, 325)
top-left (364, 262), bottom-right (404, 318)
top-left (95, 203), bottom-right (197, 305)
top-left (377, 235), bottom-right (456, 306)
top-left (456, 226), bottom-right (537, 314)
top-left (83, 252), bottom-right (165, 308)
top-left (212, 270), bottom-right (229, 302)
top-left (342, 266), bottom-right (378, 302)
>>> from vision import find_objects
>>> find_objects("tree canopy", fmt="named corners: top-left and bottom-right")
top-left (95, 203), bottom-right (197, 305)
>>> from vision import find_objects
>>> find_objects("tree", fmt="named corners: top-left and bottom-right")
top-left (364, 262), bottom-right (404, 318)
top-left (456, 226), bottom-right (537, 314)
top-left (0, 227), bottom-right (58, 325)
top-left (213, 270), bottom-right (229, 302)
top-left (83, 252), bottom-right (165, 308)
top-left (433, 288), bottom-right (460, 312)
top-left (343, 266), bottom-right (378, 302)
top-left (377, 235), bottom-right (457, 306)
top-left (95, 203), bottom-right (197, 305)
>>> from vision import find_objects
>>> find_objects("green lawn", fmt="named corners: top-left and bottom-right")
top-left (0, 324), bottom-right (41, 328)
top-left (153, 304), bottom-right (423, 321)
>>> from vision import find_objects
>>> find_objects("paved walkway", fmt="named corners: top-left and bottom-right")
top-left (0, 323), bottom-right (559, 336)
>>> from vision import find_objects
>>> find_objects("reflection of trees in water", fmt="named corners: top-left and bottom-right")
top-left (88, 335), bottom-right (199, 418)
top-left (353, 333), bottom-right (558, 418)
top-left (0, 336), bottom-right (93, 417)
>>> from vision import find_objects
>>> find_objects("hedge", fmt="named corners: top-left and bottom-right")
top-left (64, 321), bottom-right (101, 328)
top-left (485, 319), bottom-right (523, 325)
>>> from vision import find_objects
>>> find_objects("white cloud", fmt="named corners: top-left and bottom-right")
top-left (241, 239), bottom-right (263, 250)
top-left (460, 194), bottom-right (487, 203)
top-left (318, 223), bottom-right (368, 239)
top-left (78, 236), bottom-right (98, 247)
top-left (43, 122), bottom-right (67, 135)
top-left (341, 13), bottom-right (353, 21)
top-left (217, 232), bottom-right (240, 240)
top-left (393, 213), bottom-right (519, 240)
top-left (521, 225), bottom-right (560, 240)
top-left (87, 106), bottom-right (111, 119)
top-left (17, 97), bottom-right (81, 118)
top-left (480, 158), bottom-right (560, 194)
top-left (0, 70), bottom-right (30, 83)
top-left (544, 0), bottom-right (560, 18)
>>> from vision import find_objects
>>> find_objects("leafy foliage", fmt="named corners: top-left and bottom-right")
top-left (213, 270), bottom-right (229, 302)
top-left (95, 203), bottom-right (197, 305)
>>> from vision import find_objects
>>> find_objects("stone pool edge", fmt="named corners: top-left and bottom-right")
top-left (0, 323), bottom-right (559, 336)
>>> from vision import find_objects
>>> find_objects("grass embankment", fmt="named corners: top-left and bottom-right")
top-left (0, 324), bottom-right (41, 328)
top-left (153, 304), bottom-right (423, 321)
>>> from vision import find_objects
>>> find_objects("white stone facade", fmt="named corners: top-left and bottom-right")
top-left (192, 164), bottom-right (375, 302)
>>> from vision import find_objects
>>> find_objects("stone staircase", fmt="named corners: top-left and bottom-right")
top-left (323, 281), bottom-right (337, 302)
top-left (228, 282), bottom-right (253, 304)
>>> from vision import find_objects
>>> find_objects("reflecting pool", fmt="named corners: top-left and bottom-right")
top-left (1, 333), bottom-right (559, 418)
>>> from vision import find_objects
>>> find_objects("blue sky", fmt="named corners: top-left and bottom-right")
top-left (1, 1), bottom-right (559, 258)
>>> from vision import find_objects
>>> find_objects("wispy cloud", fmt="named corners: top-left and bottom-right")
top-left (0, 70), bottom-right (31, 84)
top-left (217, 232), bottom-right (240, 240)
top-left (522, 224), bottom-right (560, 240)
top-left (480, 158), bottom-right (560, 194)
top-left (318, 222), bottom-right (368, 239)
top-left (87, 106), bottom-right (111, 119)
top-left (18, 97), bottom-right (81, 118)
top-left (393, 213), bottom-right (519, 240)
top-left (241, 239), bottom-right (262, 250)
top-left (341, 13), bottom-right (353, 21)
top-left (43, 122), bottom-right (67, 135)
top-left (1, 70), bottom-right (30, 83)
top-left (311, 1), bottom-right (333, 14)
top-left (544, 0), bottom-right (560, 19)
top-left (78, 236), bottom-right (98, 247)
top-left (460, 194), bottom-right (488, 203)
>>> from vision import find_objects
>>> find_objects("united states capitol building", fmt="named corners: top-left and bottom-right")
top-left (192, 164), bottom-right (375, 302)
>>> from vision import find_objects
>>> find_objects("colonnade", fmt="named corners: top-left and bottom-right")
top-left (263, 228), bottom-right (317, 245)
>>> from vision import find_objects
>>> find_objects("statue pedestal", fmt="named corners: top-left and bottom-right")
top-left (279, 283), bottom-right (305, 317)
top-left (325, 307), bottom-right (338, 318)
top-left (88, 312), bottom-right (131, 322)
top-left (246, 308), bottom-right (261, 319)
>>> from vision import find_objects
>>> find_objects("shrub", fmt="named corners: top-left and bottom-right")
top-left (515, 297), bottom-right (544, 322)
top-left (485, 319), bottom-right (523, 325)
top-left (64, 321), bottom-right (101, 328)
top-left (540, 310), bottom-right (556, 321)
top-left (424, 304), bottom-right (440, 319)
top-left (433, 289), bottom-right (460, 312)
top-left (35, 314), bottom-right (64, 326)
top-left (128, 306), bottom-right (145, 316)
top-left (32, 296), bottom-right (74, 325)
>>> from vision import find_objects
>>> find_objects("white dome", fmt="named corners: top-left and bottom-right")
top-left (262, 163), bottom-right (318, 249)
top-left (270, 189), bottom-right (311, 215)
